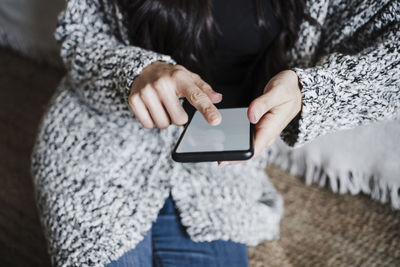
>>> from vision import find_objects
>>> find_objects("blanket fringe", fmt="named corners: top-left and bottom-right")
top-left (266, 144), bottom-right (400, 210)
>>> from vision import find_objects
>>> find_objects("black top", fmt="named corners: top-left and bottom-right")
top-left (184, 0), bottom-right (281, 113)
top-left (210, 0), bottom-right (281, 108)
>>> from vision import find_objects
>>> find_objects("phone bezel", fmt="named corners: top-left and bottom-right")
top-left (171, 109), bottom-right (255, 163)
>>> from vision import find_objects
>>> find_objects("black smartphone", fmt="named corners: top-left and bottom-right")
top-left (171, 107), bottom-right (254, 163)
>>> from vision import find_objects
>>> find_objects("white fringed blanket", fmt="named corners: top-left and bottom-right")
top-left (269, 119), bottom-right (400, 209)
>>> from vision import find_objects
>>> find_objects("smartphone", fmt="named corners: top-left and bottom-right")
top-left (171, 107), bottom-right (254, 162)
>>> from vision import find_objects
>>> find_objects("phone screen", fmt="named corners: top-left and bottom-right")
top-left (176, 107), bottom-right (250, 153)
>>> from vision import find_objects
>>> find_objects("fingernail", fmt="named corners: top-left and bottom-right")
top-left (210, 114), bottom-right (220, 125)
top-left (219, 161), bottom-right (229, 166)
top-left (212, 93), bottom-right (223, 103)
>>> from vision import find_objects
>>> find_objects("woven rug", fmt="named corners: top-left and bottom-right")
top-left (249, 165), bottom-right (400, 266)
top-left (0, 47), bottom-right (399, 266)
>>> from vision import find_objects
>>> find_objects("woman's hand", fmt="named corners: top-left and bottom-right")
top-left (128, 61), bottom-right (223, 129)
top-left (219, 70), bottom-right (302, 166)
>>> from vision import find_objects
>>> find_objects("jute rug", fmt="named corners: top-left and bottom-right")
top-left (250, 165), bottom-right (400, 266)
top-left (0, 47), bottom-right (399, 266)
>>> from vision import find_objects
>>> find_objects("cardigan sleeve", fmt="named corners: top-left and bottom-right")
top-left (280, 5), bottom-right (400, 148)
top-left (54, 0), bottom-right (176, 116)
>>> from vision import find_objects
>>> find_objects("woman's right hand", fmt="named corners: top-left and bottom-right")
top-left (128, 61), bottom-right (223, 129)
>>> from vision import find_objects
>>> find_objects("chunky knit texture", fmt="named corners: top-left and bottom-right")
top-left (31, 0), bottom-right (399, 266)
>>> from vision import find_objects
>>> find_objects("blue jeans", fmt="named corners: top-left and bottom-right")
top-left (106, 194), bottom-right (249, 267)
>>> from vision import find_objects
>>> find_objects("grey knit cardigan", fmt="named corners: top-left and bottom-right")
top-left (30, 0), bottom-right (400, 266)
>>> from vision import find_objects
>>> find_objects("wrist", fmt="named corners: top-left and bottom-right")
top-left (286, 69), bottom-right (301, 91)
top-left (287, 69), bottom-right (302, 114)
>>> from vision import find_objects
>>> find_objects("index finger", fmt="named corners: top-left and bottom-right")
top-left (180, 83), bottom-right (222, 125)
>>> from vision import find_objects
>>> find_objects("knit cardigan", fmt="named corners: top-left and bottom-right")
top-left (30, 0), bottom-right (400, 266)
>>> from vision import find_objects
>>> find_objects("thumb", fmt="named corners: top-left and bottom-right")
top-left (248, 89), bottom-right (280, 124)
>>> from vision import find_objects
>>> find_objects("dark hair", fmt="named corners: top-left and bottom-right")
top-left (115, 0), bottom-right (316, 83)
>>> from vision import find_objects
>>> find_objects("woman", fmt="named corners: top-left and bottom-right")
top-left (30, 0), bottom-right (399, 266)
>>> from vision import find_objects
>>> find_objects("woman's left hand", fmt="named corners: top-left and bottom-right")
top-left (218, 70), bottom-right (302, 166)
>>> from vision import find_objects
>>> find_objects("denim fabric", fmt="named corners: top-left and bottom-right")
top-left (106, 195), bottom-right (249, 267)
